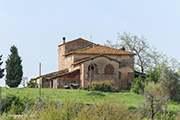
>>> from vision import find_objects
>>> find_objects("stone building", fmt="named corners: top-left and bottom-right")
top-left (36, 37), bottom-right (137, 89)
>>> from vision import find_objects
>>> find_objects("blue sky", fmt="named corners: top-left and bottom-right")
top-left (0, 0), bottom-right (180, 87)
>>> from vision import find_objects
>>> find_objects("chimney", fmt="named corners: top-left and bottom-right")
top-left (120, 46), bottom-right (125, 51)
top-left (63, 37), bottom-right (66, 44)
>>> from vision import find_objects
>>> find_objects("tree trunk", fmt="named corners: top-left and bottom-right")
top-left (151, 99), bottom-right (154, 120)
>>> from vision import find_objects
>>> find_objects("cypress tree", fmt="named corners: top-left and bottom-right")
top-left (6, 45), bottom-right (23, 87)
top-left (0, 53), bottom-right (4, 78)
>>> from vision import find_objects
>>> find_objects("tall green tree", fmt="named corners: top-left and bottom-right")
top-left (0, 53), bottom-right (5, 79)
top-left (159, 68), bottom-right (180, 101)
top-left (6, 45), bottom-right (23, 87)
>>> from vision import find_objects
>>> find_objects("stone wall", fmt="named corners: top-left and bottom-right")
top-left (79, 55), bottom-right (134, 89)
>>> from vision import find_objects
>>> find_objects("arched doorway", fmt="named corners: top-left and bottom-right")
top-left (88, 65), bottom-right (94, 77)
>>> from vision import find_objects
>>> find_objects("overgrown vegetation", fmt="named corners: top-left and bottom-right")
top-left (1, 93), bottom-right (35, 114)
top-left (1, 96), bottom-right (140, 120)
top-left (0, 87), bottom-right (179, 120)
top-left (1, 94), bottom-right (179, 120)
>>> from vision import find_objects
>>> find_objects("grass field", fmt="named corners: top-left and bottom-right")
top-left (1, 87), bottom-right (180, 111)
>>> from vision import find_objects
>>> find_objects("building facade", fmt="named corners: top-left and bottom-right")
top-left (36, 37), bottom-right (137, 89)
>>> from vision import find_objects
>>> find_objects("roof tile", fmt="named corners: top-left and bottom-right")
top-left (64, 44), bottom-right (136, 56)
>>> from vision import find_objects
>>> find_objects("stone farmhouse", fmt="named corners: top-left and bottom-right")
top-left (36, 37), bottom-right (143, 89)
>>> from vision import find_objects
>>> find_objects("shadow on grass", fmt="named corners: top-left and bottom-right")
top-left (86, 91), bottom-right (106, 97)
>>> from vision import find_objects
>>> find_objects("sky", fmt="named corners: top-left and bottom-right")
top-left (0, 0), bottom-right (180, 87)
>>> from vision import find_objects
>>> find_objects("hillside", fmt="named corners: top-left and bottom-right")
top-left (1, 87), bottom-right (179, 111)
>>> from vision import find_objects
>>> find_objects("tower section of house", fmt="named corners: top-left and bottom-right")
top-left (58, 37), bottom-right (94, 70)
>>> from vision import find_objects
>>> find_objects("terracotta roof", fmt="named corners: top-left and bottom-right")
top-left (48, 69), bottom-right (80, 80)
top-left (64, 44), bottom-right (136, 56)
top-left (58, 37), bottom-right (95, 47)
top-left (35, 69), bottom-right (68, 79)
top-left (72, 54), bottom-right (121, 65)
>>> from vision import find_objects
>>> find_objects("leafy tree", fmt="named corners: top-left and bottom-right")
top-left (105, 32), bottom-right (172, 73)
top-left (131, 76), bottom-right (145, 94)
top-left (0, 53), bottom-right (4, 79)
top-left (139, 82), bottom-right (169, 120)
top-left (105, 32), bottom-right (151, 73)
top-left (146, 68), bottom-right (160, 84)
top-left (6, 45), bottom-right (23, 87)
top-left (27, 78), bottom-right (38, 88)
top-left (159, 68), bottom-right (180, 101)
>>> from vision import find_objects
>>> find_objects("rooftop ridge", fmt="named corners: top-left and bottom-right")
top-left (58, 37), bottom-right (95, 47)
top-left (64, 44), bottom-right (136, 56)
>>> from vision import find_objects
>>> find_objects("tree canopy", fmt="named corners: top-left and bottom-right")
top-left (105, 31), bottom-right (180, 73)
top-left (6, 45), bottom-right (23, 87)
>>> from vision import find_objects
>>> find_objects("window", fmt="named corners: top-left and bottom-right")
top-left (119, 63), bottom-right (121, 68)
top-left (105, 64), bottom-right (114, 75)
top-left (119, 72), bottom-right (121, 79)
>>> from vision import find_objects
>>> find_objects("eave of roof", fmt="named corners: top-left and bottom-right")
top-left (64, 44), bottom-right (137, 56)
top-left (72, 54), bottom-right (121, 65)
top-left (35, 69), bottom-right (68, 79)
top-left (134, 70), bottom-right (147, 78)
top-left (48, 69), bottom-right (80, 80)
top-left (58, 37), bottom-right (95, 47)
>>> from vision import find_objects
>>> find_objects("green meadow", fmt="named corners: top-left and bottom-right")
top-left (1, 87), bottom-right (180, 111)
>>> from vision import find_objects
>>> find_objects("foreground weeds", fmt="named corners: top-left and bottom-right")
top-left (1, 96), bottom-right (140, 120)
top-left (1, 96), bottom-right (179, 120)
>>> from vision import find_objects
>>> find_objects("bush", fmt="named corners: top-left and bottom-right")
top-left (27, 78), bottom-right (38, 88)
top-left (131, 76), bottom-right (145, 94)
top-left (92, 82), bottom-right (100, 90)
top-left (92, 81), bottom-right (119, 92)
top-left (1, 93), bottom-right (35, 114)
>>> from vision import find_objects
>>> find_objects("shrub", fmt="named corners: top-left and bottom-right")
top-left (92, 82), bottom-right (100, 90)
top-left (92, 81), bottom-right (119, 92)
top-left (27, 78), bottom-right (38, 88)
top-left (1, 93), bottom-right (35, 114)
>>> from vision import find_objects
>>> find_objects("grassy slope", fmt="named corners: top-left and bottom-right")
top-left (2, 87), bottom-right (179, 111)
